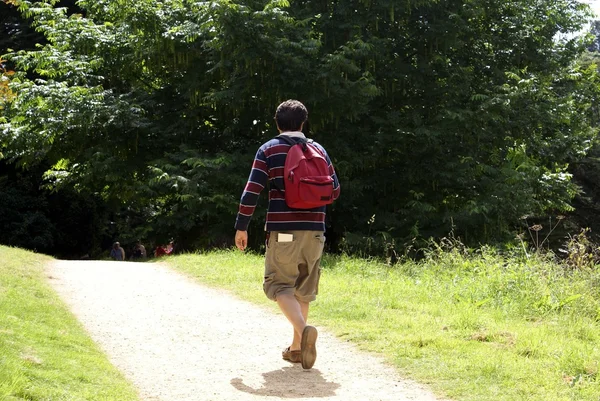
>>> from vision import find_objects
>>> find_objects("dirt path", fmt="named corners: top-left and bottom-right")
top-left (47, 260), bottom-right (448, 401)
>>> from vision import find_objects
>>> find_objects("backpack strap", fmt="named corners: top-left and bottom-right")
top-left (276, 134), bottom-right (311, 150)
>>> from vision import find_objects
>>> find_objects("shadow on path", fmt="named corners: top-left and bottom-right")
top-left (231, 366), bottom-right (340, 398)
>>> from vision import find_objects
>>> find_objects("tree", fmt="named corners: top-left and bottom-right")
top-left (587, 20), bottom-right (600, 52)
top-left (1, 0), bottom-right (598, 255)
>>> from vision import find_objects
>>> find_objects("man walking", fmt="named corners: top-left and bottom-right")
top-left (234, 99), bottom-right (340, 369)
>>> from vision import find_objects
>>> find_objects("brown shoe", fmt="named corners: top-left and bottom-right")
top-left (301, 326), bottom-right (318, 369)
top-left (282, 347), bottom-right (301, 363)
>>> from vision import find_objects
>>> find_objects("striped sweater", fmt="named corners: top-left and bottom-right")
top-left (235, 132), bottom-right (341, 232)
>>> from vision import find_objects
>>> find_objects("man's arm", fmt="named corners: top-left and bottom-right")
top-left (326, 152), bottom-right (341, 201)
top-left (234, 148), bottom-right (269, 248)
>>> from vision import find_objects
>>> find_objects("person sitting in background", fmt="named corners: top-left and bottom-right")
top-left (110, 242), bottom-right (125, 261)
top-left (155, 241), bottom-right (174, 257)
top-left (155, 244), bottom-right (167, 257)
top-left (132, 240), bottom-right (147, 260)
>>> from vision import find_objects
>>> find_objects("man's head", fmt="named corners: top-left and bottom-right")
top-left (275, 100), bottom-right (308, 132)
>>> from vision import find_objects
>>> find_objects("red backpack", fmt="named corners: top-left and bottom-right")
top-left (278, 135), bottom-right (336, 209)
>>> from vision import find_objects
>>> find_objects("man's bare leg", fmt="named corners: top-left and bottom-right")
top-left (291, 300), bottom-right (309, 350)
top-left (276, 294), bottom-right (309, 351)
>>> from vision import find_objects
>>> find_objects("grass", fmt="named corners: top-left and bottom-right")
top-left (0, 246), bottom-right (138, 401)
top-left (168, 247), bottom-right (600, 401)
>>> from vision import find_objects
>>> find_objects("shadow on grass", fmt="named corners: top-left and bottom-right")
top-left (231, 366), bottom-right (340, 398)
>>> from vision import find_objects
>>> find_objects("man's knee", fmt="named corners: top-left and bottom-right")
top-left (264, 280), bottom-right (295, 301)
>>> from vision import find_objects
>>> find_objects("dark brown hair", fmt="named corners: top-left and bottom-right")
top-left (275, 100), bottom-right (308, 132)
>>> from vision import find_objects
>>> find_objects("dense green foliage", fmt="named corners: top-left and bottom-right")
top-left (1, 0), bottom-right (600, 256)
top-left (0, 161), bottom-right (104, 255)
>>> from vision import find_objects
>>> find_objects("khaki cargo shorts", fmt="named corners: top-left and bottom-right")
top-left (263, 230), bottom-right (326, 303)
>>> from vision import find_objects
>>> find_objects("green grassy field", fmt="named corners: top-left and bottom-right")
top-left (0, 246), bottom-right (138, 401)
top-left (168, 248), bottom-right (600, 401)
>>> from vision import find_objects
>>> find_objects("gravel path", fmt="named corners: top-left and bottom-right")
top-left (46, 260), bottom-right (448, 401)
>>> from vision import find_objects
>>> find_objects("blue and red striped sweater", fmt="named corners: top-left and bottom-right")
top-left (235, 132), bottom-right (341, 232)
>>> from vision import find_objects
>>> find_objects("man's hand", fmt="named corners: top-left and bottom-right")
top-left (235, 230), bottom-right (248, 251)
